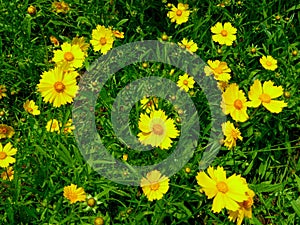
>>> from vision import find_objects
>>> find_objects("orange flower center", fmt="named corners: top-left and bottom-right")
top-left (176, 10), bottom-right (182, 16)
top-left (216, 181), bottom-right (228, 193)
top-left (234, 99), bottom-right (243, 110)
top-left (242, 197), bottom-right (253, 209)
top-left (28, 108), bottom-right (33, 112)
top-left (231, 129), bottom-right (239, 139)
top-left (214, 67), bottom-right (223, 74)
top-left (183, 80), bottom-right (188, 85)
top-left (221, 30), bottom-right (228, 37)
top-left (100, 37), bottom-right (107, 45)
top-left (66, 192), bottom-right (78, 202)
top-left (150, 182), bottom-right (160, 190)
top-left (64, 52), bottom-right (74, 61)
top-left (0, 151), bottom-right (7, 160)
top-left (266, 61), bottom-right (272, 66)
top-left (54, 82), bottom-right (65, 93)
top-left (152, 124), bottom-right (164, 135)
top-left (0, 127), bottom-right (7, 134)
top-left (56, 3), bottom-right (63, 9)
top-left (259, 93), bottom-right (271, 103)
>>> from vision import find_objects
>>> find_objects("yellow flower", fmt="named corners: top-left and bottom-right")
top-left (37, 66), bottom-right (79, 107)
top-left (0, 142), bottom-right (17, 168)
top-left (221, 83), bottom-right (249, 122)
top-left (228, 189), bottom-right (255, 225)
top-left (52, 1), bottom-right (70, 13)
top-left (178, 38), bottom-right (198, 53)
top-left (113, 30), bottom-right (125, 39)
top-left (63, 184), bottom-right (86, 204)
top-left (177, 73), bottom-right (195, 92)
top-left (72, 36), bottom-right (90, 57)
top-left (1, 166), bottom-right (14, 181)
top-left (0, 85), bottom-right (7, 99)
top-left (211, 22), bottom-right (237, 46)
top-left (53, 43), bottom-right (85, 69)
top-left (205, 60), bottom-right (231, 82)
top-left (196, 166), bottom-right (249, 213)
top-left (27, 5), bottom-right (36, 15)
top-left (259, 55), bottom-right (278, 71)
top-left (23, 100), bottom-right (40, 115)
top-left (0, 124), bottom-right (15, 139)
top-left (140, 97), bottom-right (158, 114)
top-left (247, 80), bottom-right (287, 113)
top-left (222, 121), bottom-right (243, 149)
top-left (50, 35), bottom-right (60, 46)
top-left (138, 109), bottom-right (179, 150)
top-left (140, 170), bottom-right (169, 201)
top-left (167, 3), bottom-right (190, 25)
top-left (90, 25), bottom-right (115, 54)
top-left (63, 119), bottom-right (75, 134)
top-left (46, 119), bottom-right (61, 133)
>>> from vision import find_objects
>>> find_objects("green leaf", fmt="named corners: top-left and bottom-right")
top-left (291, 197), bottom-right (300, 217)
top-left (116, 19), bottom-right (129, 27)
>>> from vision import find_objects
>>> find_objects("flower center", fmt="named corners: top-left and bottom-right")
top-left (259, 93), bottom-right (271, 103)
top-left (242, 197), bottom-right (253, 209)
top-left (234, 99), bottom-right (243, 110)
top-left (54, 82), bottom-right (65, 93)
top-left (150, 182), bottom-right (160, 191)
top-left (87, 198), bottom-right (96, 207)
top-left (216, 181), bottom-right (228, 193)
top-left (0, 127), bottom-right (7, 134)
top-left (214, 67), bottom-right (223, 74)
top-left (64, 52), bottom-right (74, 61)
top-left (56, 3), bottom-right (63, 9)
top-left (221, 30), bottom-right (228, 37)
top-left (0, 152), bottom-right (7, 160)
top-left (176, 10), bottom-right (182, 16)
top-left (231, 129), bottom-right (239, 139)
top-left (266, 61), bottom-right (272, 66)
top-left (183, 80), bottom-right (188, 85)
top-left (100, 37), bottom-right (107, 45)
top-left (152, 124), bottom-right (164, 135)
top-left (67, 192), bottom-right (78, 201)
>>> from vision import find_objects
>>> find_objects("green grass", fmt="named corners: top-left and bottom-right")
top-left (0, 0), bottom-right (300, 224)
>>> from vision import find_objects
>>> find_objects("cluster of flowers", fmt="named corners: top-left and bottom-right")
top-left (133, 3), bottom-right (287, 225)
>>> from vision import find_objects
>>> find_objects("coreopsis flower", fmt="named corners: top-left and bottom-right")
top-left (247, 80), bottom-right (287, 113)
top-left (177, 73), bottom-right (195, 92)
top-left (140, 97), bottom-right (158, 114)
top-left (196, 166), bottom-right (249, 213)
top-left (72, 36), bottom-right (90, 57)
top-left (63, 184), bottom-right (86, 204)
top-left (37, 66), bottom-right (79, 107)
top-left (63, 119), bottom-right (75, 134)
top-left (138, 109), bottom-right (179, 150)
top-left (52, 1), bottom-right (70, 13)
top-left (205, 60), bottom-right (231, 82)
top-left (211, 22), bottom-right (237, 46)
top-left (53, 43), bottom-right (85, 69)
top-left (50, 35), bottom-right (60, 46)
top-left (221, 83), bottom-right (249, 122)
top-left (0, 124), bottom-right (15, 139)
top-left (90, 25), bottom-right (115, 54)
top-left (23, 100), bottom-right (40, 115)
top-left (140, 170), bottom-right (170, 201)
top-left (167, 3), bottom-right (190, 25)
top-left (228, 189), bottom-right (255, 225)
top-left (46, 119), bottom-right (61, 133)
top-left (0, 85), bottom-right (7, 99)
top-left (222, 121), bottom-right (243, 149)
top-left (259, 55), bottom-right (278, 71)
top-left (83, 194), bottom-right (102, 212)
top-left (113, 30), bottom-right (124, 39)
top-left (1, 166), bottom-right (14, 181)
top-left (178, 38), bottom-right (198, 53)
top-left (0, 142), bottom-right (17, 168)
